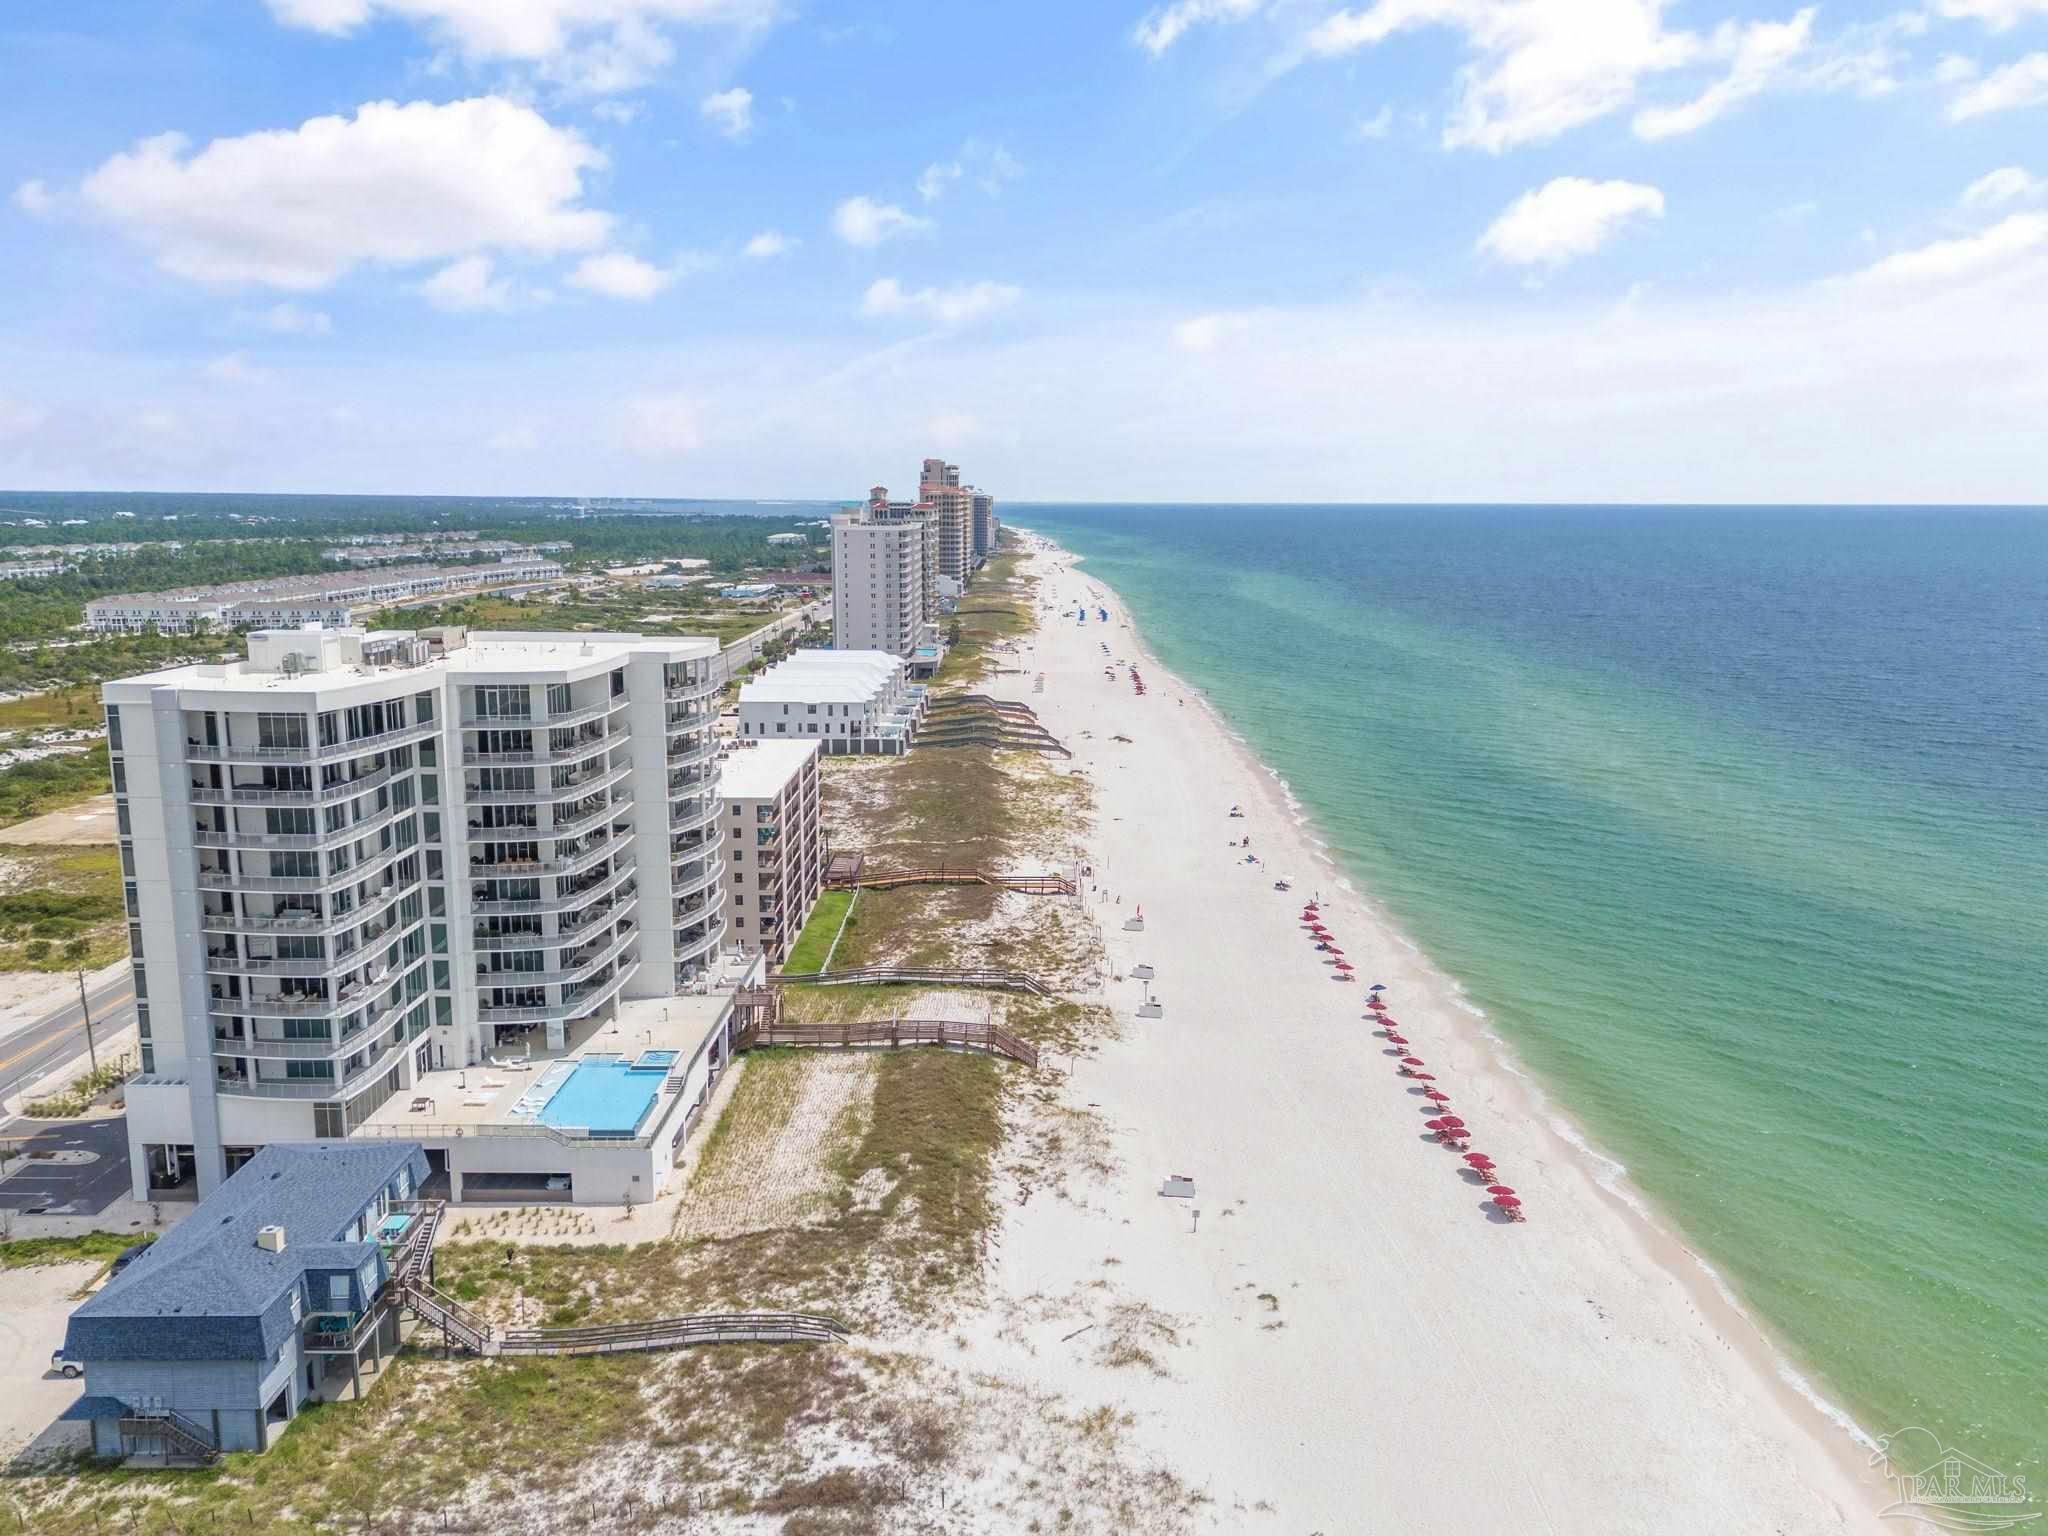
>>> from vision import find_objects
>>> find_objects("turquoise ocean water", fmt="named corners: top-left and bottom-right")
top-left (1014, 504), bottom-right (2047, 1480)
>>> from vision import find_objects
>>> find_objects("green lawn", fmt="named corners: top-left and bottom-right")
top-left (780, 889), bottom-right (852, 974)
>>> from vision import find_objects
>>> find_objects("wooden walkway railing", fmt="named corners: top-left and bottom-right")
top-left (773, 963), bottom-right (1052, 997)
top-left (738, 1016), bottom-right (1040, 1070)
top-left (498, 1312), bottom-right (848, 1357)
top-left (824, 865), bottom-right (1073, 896)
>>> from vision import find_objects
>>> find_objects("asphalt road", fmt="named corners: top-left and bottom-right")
top-left (0, 1115), bottom-right (130, 1215)
top-left (0, 974), bottom-right (136, 1216)
top-left (0, 974), bottom-right (134, 1111)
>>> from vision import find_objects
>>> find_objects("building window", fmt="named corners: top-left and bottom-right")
top-left (104, 707), bottom-right (123, 750)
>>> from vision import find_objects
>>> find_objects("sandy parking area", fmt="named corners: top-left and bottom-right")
top-left (0, 795), bottom-right (116, 847)
top-left (0, 1261), bottom-right (95, 1462)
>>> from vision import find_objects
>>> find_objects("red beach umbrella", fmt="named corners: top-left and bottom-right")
top-left (1400, 1056), bottom-right (1425, 1066)
top-left (1384, 1034), bottom-right (1409, 1046)
top-left (1423, 1089), bottom-right (1451, 1104)
top-left (1367, 997), bottom-right (1387, 1010)
top-left (1486, 1185), bottom-right (1516, 1197)
top-left (1424, 1118), bottom-right (1447, 1130)
top-left (1325, 946), bottom-right (1345, 956)
top-left (1334, 961), bottom-right (1355, 972)
top-left (1410, 1073), bottom-right (1437, 1082)
top-left (1438, 1117), bottom-right (1465, 1129)
top-left (1463, 1153), bottom-right (1493, 1165)
top-left (1491, 1195), bottom-right (1522, 1208)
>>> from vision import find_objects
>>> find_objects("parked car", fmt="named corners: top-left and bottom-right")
top-left (50, 1347), bottom-right (81, 1378)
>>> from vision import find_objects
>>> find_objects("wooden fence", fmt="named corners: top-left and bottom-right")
top-left (738, 1016), bottom-right (1040, 1069)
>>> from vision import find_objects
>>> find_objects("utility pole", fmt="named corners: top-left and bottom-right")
top-left (75, 970), bottom-right (97, 1073)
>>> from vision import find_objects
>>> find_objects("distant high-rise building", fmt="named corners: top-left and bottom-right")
top-left (971, 492), bottom-right (999, 560)
top-left (832, 496), bottom-right (925, 656)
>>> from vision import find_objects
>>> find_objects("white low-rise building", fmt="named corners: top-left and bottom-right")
top-left (85, 560), bottom-right (567, 635)
top-left (735, 650), bottom-right (925, 755)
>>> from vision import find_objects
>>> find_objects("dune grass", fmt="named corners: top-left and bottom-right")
top-left (781, 888), bottom-right (852, 975)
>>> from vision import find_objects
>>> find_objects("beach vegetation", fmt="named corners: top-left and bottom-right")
top-left (0, 743), bottom-right (109, 826)
top-left (0, 1229), bottom-right (151, 1271)
top-left (0, 845), bottom-right (126, 971)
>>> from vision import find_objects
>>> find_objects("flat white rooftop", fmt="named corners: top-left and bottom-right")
top-left (717, 738), bottom-right (819, 799)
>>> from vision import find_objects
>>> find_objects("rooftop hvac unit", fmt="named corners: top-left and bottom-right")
top-left (254, 1225), bottom-right (286, 1253)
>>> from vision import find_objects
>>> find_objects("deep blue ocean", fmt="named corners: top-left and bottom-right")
top-left (1011, 503), bottom-right (2048, 1478)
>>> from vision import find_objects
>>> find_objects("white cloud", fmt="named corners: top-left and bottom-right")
top-left (1478, 177), bottom-right (1665, 268)
top-left (917, 140), bottom-right (1023, 201)
top-left (832, 195), bottom-right (932, 247)
top-left (418, 254), bottom-right (522, 311)
top-left (1305, 0), bottom-right (1830, 152)
top-left (564, 250), bottom-right (672, 299)
top-left (1309, 0), bottom-right (1700, 150)
top-left (11, 179), bottom-right (54, 217)
top-left (262, 0), bottom-right (780, 95)
top-left (1931, 0), bottom-right (2048, 31)
top-left (1850, 211), bottom-right (2048, 287)
top-left (1961, 167), bottom-right (2045, 210)
top-left (591, 99), bottom-right (643, 124)
top-left (1934, 54), bottom-right (1978, 85)
top-left (1355, 105), bottom-right (1395, 139)
top-left (241, 302), bottom-right (335, 336)
top-left (1172, 312), bottom-right (1255, 351)
top-left (202, 352), bottom-right (274, 387)
top-left (1132, 0), bottom-right (1261, 55)
top-left (743, 230), bottom-right (793, 258)
top-left (78, 97), bottom-right (610, 290)
top-left (1949, 52), bottom-right (2048, 119)
top-left (1633, 10), bottom-right (1814, 139)
top-left (861, 278), bottom-right (1021, 326)
top-left (699, 86), bottom-right (753, 139)
top-left (620, 393), bottom-right (703, 458)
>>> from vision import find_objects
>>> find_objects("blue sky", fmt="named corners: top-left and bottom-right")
top-left (3, 0), bottom-right (2047, 501)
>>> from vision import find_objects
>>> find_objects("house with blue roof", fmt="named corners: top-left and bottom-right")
top-left (61, 1141), bottom-right (431, 1460)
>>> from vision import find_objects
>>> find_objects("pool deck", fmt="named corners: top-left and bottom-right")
top-left (356, 979), bottom-right (741, 1140)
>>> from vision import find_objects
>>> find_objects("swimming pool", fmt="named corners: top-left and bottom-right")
top-left (536, 1057), bottom-right (665, 1136)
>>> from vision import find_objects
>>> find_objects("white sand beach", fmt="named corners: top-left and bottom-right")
top-left (941, 538), bottom-right (1893, 1532)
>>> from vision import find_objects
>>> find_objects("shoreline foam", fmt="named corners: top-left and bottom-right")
top-left (981, 532), bottom-right (1893, 1530)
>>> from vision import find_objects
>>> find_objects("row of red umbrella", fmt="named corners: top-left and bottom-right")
top-left (1304, 901), bottom-right (1525, 1224)
top-left (1130, 665), bottom-right (1147, 697)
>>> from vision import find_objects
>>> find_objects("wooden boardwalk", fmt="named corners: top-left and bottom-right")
top-left (771, 962), bottom-right (1053, 997)
top-left (824, 865), bottom-right (1074, 896)
top-left (738, 1016), bottom-right (1040, 1070)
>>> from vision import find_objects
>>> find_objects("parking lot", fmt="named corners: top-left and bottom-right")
top-left (0, 1115), bottom-right (131, 1216)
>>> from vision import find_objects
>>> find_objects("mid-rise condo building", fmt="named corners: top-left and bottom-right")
top-left (718, 740), bottom-right (824, 965)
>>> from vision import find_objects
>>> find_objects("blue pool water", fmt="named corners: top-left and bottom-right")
top-left (537, 1059), bottom-right (663, 1136)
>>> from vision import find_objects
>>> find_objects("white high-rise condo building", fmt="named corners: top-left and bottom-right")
top-left (104, 625), bottom-right (729, 1201)
top-left (832, 497), bottom-right (926, 656)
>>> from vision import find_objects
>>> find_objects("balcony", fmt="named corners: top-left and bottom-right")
top-left (475, 957), bottom-right (640, 1025)
top-left (184, 719), bottom-right (432, 764)
top-left (189, 802), bottom-right (398, 852)
top-left (210, 1029), bottom-right (339, 1061)
top-left (302, 1291), bottom-right (395, 1355)
top-left (469, 857), bottom-right (635, 916)
top-left (468, 836), bottom-right (615, 882)
top-left (194, 843), bottom-right (406, 895)
top-left (204, 951), bottom-right (336, 979)
top-left (187, 767), bottom-right (394, 807)
top-left (462, 731), bottom-right (615, 767)
top-left (476, 925), bottom-right (635, 989)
